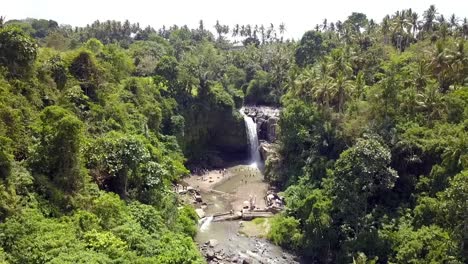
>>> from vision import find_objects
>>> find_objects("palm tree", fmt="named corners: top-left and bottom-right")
top-left (415, 83), bottom-right (444, 121)
top-left (449, 40), bottom-right (468, 87)
top-left (214, 20), bottom-right (223, 40)
top-left (279, 23), bottom-right (286, 35)
top-left (266, 23), bottom-right (274, 41)
top-left (292, 61), bottom-right (332, 107)
top-left (413, 60), bottom-right (431, 91)
top-left (294, 67), bottom-right (316, 99)
top-left (462, 18), bottom-right (468, 39)
top-left (449, 14), bottom-right (458, 32)
top-left (313, 76), bottom-right (333, 108)
top-left (391, 12), bottom-right (411, 51)
top-left (232, 24), bottom-right (240, 37)
top-left (279, 22), bottom-right (286, 42)
top-left (246, 24), bottom-right (252, 38)
top-left (411, 12), bottom-right (419, 38)
top-left (367, 19), bottom-right (376, 33)
top-left (322, 19), bottom-right (328, 31)
top-left (260, 25), bottom-right (266, 44)
top-left (330, 73), bottom-right (354, 112)
top-left (439, 22), bottom-right (449, 39)
top-left (382, 16), bottom-right (391, 44)
top-left (328, 49), bottom-right (352, 78)
top-left (354, 71), bottom-right (366, 100)
top-left (437, 14), bottom-right (446, 24)
top-left (240, 25), bottom-right (246, 37)
top-left (423, 5), bottom-right (437, 34)
top-left (335, 20), bottom-right (344, 39)
top-left (429, 41), bottom-right (451, 92)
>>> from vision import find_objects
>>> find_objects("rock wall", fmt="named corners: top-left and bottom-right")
top-left (243, 106), bottom-right (281, 162)
top-left (183, 103), bottom-right (248, 168)
top-left (243, 106), bottom-right (280, 142)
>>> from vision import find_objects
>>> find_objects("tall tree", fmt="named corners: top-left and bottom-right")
top-left (423, 5), bottom-right (438, 34)
top-left (331, 138), bottom-right (398, 236)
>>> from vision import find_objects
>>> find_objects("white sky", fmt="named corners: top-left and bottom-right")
top-left (2, 0), bottom-right (467, 40)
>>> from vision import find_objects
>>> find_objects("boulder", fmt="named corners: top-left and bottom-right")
top-left (195, 208), bottom-right (206, 218)
top-left (207, 239), bottom-right (219, 248)
top-left (259, 142), bottom-right (278, 161)
top-left (242, 258), bottom-right (251, 264)
top-left (266, 116), bottom-right (279, 142)
top-left (206, 250), bottom-right (215, 260)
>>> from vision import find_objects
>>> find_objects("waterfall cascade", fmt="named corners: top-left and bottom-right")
top-left (199, 216), bottom-right (213, 232)
top-left (240, 108), bottom-right (261, 167)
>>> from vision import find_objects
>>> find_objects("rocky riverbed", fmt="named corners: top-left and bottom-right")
top-left (198, 235), bottom-right (299, 264)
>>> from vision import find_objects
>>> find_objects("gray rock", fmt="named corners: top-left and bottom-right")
top-left (195, 208), bottom-right (206, 218)
top-left (266, 116), bottom-right (279, 142)
top-left (206, 250), bottom-right (215, 260)
top-left (244, 106), bottom-right (280, 143)
top-left (208, 239), bottom-right (219, 248)
top-left (259, 142), bottom-right (278, 161)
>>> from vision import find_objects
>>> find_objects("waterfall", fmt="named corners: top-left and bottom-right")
top-left (240, 108), bottom-right (261, 167)
top-left (199, 216), bottom-right (213, 232)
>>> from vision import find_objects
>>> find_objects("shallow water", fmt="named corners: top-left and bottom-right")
top-left (215, 165), bottom-right (263, 194)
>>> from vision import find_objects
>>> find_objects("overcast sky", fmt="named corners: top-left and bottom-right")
top-left (2, 0), bottom-right (467, 40)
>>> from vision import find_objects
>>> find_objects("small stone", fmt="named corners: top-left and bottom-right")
top-left (208, 239), bottom-right (219, 248)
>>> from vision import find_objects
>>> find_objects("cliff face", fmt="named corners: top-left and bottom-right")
top-left (183, 108), bottom-right (248, 167)
top-left (243, 106), bottom-right (280, 142)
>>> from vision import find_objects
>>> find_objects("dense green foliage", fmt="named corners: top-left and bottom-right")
top-left (0, 14), bottom-right (296, 263)
top-left (265, 6), bottom-right (468, 264)
top-left (0, 19), bottom-right (212, 262)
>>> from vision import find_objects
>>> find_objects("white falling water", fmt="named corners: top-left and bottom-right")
top-left (240, 108), bottom-right (261, 167)
top-left (199, 216), bottom-right (213, 232)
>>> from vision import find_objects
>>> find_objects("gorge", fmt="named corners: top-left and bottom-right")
top-left (181, 106), bottom-right (299, 263)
